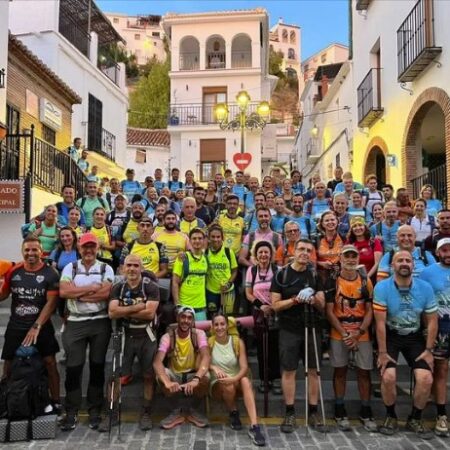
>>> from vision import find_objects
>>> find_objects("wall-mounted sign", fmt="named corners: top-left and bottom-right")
top-left (40, 98), bottom-right (62, 131)
top-left (0, 180), bottom-right (24, 214)
top-left (233, 152), bottom-right (252, 171)
top-left (386, 154), bottom-right (397, 167)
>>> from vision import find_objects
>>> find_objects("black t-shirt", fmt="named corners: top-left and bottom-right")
top-left (195, 205), bottom-right (214, 225)
top-left (5, 263), bottom-right (59, 330)
top-left (110, 273), bottom-right (160, 328)
top-left (270, 265), bottom-right (323, 334)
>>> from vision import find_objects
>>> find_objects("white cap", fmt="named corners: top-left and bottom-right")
top-left (436, 238), bottom-right (450, 251)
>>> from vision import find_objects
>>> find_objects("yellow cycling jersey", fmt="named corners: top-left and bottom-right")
top-left (217, 214), bottom-right (245, 254)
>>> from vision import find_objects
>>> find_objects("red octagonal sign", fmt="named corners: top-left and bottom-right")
top-left (233, 152), bottom-right (252, 171)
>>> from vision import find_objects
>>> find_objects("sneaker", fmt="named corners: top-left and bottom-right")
top-left (160, 408), bottom-right (185, 430)
top-left (60, 414), bottom-right (77, 431)
top-left (89, 415), bottom-right (102, 430)
top-left (379, 416), bottom-right (398, 436)
top-left (406, 416), bottom-right (433, 440)
top-left (139, 408), bottom-right (153, 431)
top-left (272, 379), bottom-right (282, 396)
top-left (97, 413), bottom-right (119, 432)
top-left (51, 402), bottom-right (63, 421)
top-left (280, 412), bottom-right (296, 433)
top-left (248, 425), bottom-right (266, 446)
top-left (120, 375), bottom-right (133, 386)
top-left (185, 408), bottom-right (209, 428)
top-left (229, 410), bottom-right (242, 430)
top-left (360, 416), bottom-right (378, 432)
top-left (335, 416), bottom-right (351, 431)
top-left (309, 411), bottom-right (325, 430)
top-left (435, 415), bottom-right (449, 437)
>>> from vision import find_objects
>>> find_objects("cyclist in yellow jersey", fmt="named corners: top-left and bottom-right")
top-left (217, 194), bottom-right (245, 255)
top-left (122, 202), bottom-right (146, 244)
top-left (179, 197), bottom-right (206, 235)
top-left (89, 207), bottom-right (115, 264)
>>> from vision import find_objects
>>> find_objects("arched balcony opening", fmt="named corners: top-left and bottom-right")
top-left (231, 34), bottom-right (252, 68)
top-left (206, 35), bottom-right (226, 69)
top-left (179, 36), bottom-right (200, 70)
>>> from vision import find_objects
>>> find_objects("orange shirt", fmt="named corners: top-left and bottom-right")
top-left (317, 234), bottom-right (344, 265)
top-left (275, 242), bottom-right (317, 266)
top-left (329, 274), bottom-right (373, 342)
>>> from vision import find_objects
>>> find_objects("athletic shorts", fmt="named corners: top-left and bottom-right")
top-left (386, 330), bottom-right (430, 371)
top-left (329, 339), bottom-right (373, 370)
top-left (2, 322), bottom-right (59, 360)
top-left (279, 328), bottom-right (321, 371)
top-left (122, 329), bottom-right (157, 377)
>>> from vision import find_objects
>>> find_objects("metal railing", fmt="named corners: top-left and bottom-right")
top-left (231, 51), bottom-right (252, 68)
top-left (0, 136), bottom-right (22, 180)
top-left (397, 0), bottom-right (437, 79)
top-left (168, 102), bottom-right (260, 126)
top-left (357, 68), bottom-right (382, 125)
top-left (101, 128), bottom-right (116, 161)
top-left (411, 164), bottom-right (447, 204)
top-left (58, 7), bottom-right (91, 58)
top-left (206, 52), bottom-right (225, 69)
top-left (98, 55), bottom-right (121, 86)
top-left (179, 52), bottom-right (200, 71)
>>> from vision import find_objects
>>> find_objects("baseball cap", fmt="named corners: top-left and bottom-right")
top-left (436, 238), bottom-right (450, 251)
top-left (79, 232), bottom-right (99, 246)
top-left (341, 244), bottom-right (359, 255)
top-left (177, 305), bottom-right (195, 317)
top-left (115, 193), bottom-right (127, 202)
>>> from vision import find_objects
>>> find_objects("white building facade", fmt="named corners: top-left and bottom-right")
top-left (9, 0), bottom-right (129, 168)
top-left (162, 9), bottom-right (277, 181)
top-left (0, 0), bottom-right (9, 130)
top-left (302, 43), bottom-right (348, 83)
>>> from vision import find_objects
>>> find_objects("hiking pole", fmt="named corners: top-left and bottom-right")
top-left (263, 322), bottom-right (269, 417)
top-left (108, 339), bottom-right (117, 442)
top-left (117, 329), bottom-right (124, 441)
top-left (304, 309), bottom-right (309, 433)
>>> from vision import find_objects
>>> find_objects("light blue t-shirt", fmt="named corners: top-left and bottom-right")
top-left (288, 215), bottom-right (317, 239)
top-left (244, 191), bottom-right (255, 213)
top-left (374, 276), bottom-right (437, 335)
top-left (348, 206), bottom-right (370, 223)
top-left (292, 182), bottom-right (305, 195)
top-left (334, 181), bottom-right (364, 193)
top-left (271, 214), bottom-right (288, 234)
top-left (121, 179), bottom-right (142, 202)
top-left (232, 184), bottom-right (248, 203)
top-left (49, 248), bottom-right (79, 272)
top-left (244, 211), bottom-right (259, 234)
top-left (420, 263), bottom-right (450, 322)
top-left (154, 180), bottom-right (166, 194)
top-left (370, 221), bottom-right (401, 253)
top-left (305, 198), bottom-right (332, 221)
top-left (378, 247), bottom-right (436, 278)
top-left (426, 199), bottom-right (443, 218)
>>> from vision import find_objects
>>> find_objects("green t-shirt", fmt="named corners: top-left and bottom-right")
top-left (205, 246), bottom-right (237, 294)
top-left (28, 222), bottom-right (58, 254)
top-left (76, 196), bottom-right (110, 227)
top-left (173, 252), bottom-right (208, 309)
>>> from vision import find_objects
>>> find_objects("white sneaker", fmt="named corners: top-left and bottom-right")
top-left (435, 415), bottom-right (449, 437)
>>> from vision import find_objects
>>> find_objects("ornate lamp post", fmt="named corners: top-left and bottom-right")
top-left (214, 90), bottom-right (270, 154)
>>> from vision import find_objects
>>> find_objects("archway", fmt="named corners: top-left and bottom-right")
top-left (363, 136), bottom-right (389, 187)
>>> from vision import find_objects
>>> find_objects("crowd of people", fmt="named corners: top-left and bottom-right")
top-left (1, 162), bottom-right (450, 445)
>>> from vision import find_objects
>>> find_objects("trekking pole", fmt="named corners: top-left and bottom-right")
top-left (117, 329), bottom-right (124, 441)
top-left (263, 322), bottom-right (269, 417)
top-left (108, 344), bottom-right (117, 442)
top-left (304, 309), bottom-right (309, 432)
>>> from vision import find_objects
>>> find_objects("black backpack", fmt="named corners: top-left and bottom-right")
top-left (6, 352), bottom-right (50, 421)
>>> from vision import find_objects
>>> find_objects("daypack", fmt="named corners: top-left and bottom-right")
top-left (250, 263), bottom-right (279, 288)
top-left (166, 324), bottom-right (199, 360)
top-left (336, 267), bottom-right (371, 306)
top-left (205, 247), bottom-right (232, 265)
top-left (6, 352), bottom-right (50, 421)
top-left (181, 252), bottom-right (208, 282)
top-left (71, 261), bottom-right (107, 280)
top-left (388, 247), bottom-right (429, 266)
top-left (208, 316), bottom-right (240, 357)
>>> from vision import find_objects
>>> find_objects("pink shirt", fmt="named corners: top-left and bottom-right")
top-left (245, 265), bottom-right (275, 305)
top-left (158, 329), bottom-right (208, 354)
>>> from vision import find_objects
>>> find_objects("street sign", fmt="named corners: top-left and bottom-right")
top-left (0, 180), bottom-right (24, 213)
top-left (233, 152), bottom-right (252, 171)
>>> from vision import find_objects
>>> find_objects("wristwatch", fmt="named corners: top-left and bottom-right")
top-left (32, 322), bottom-right (42, 330)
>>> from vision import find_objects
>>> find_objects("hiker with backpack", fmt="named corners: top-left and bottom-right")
top-left (0, 236), bottom-right (62, 415)
top-left (245, 240), bottom-right (281, 395)
top-left (363, 174), bottom-right (385, 217)
top-left (87, 207), bottom-right (115, 266)
top-left (243, 192), bottom-right (267, 234)
top-left (120, 168), bottom-right (142, 203)
top-left (333, 194), bottom-right (351, 237)
top-left (208, 314), bottom-right (266, 446)
top-left (53, 184), bottom-right (86, 227)
top-left (288, 193), bottom-right (317, 239)
top-left (408, 198), bottom-right (436, 246)
top-left (424, 209), bottom-right (450, 258)
top-left (167, 168), bottom-right (185, 193)
top-left (325, 245), bottom-right (377, 432)
top-left (120, 201), bottom-right (146, 245)
top-left (271, 197), bottom-right (289, 235)
top-left (304, 181), bottom-right (333, 222)
top-left (369, 201), bottom-right (401, 253)
top-left (420, 184), bottom-right (443, 218)
top-left (76, 180), bottom-right (110, 228)
top-left (179, 197), bottom-right (207, 235)
top-left (153, 306), bottom-right (210, 430)
top-left (377, 225), bottom-right (436, 281)
top-left (59, 232), bottom-right (114, 431)
top-left (27, 204), bottom-right (60, 259)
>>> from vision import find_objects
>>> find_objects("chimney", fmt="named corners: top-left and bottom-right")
top-left (321, 75), bottom-right (329, 98)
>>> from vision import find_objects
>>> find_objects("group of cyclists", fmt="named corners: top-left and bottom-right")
top-left (1, 163), bottom-right (450, 445)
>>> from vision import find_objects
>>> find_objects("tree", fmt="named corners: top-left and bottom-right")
top-left (269, 48), bottom-right (285, 80)
top-left (98, 43), bottom-right (139, 79)
top-left (128, 60), bottom-right (170, 129)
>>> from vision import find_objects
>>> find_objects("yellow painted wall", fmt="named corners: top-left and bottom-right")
top-left (31, 186), bottom-right (62, 217)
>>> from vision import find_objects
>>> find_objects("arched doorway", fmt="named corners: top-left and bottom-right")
top-left (364, 146), bottom-right (386, 186)
top-left (403, 87), bottom-right (450, 206)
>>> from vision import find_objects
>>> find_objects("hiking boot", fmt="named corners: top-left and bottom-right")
top-left (248, 425), bottom-right (266, 446)
top-left (379, 416), bottom-right (398, 436)
top-left (335, 416), bottom-right (351, 431)
top-left (60, 414), bottom-right (77, 431)
top-left (406, 416), bottom-right (433, 440)
top-left (360, 416), bottom-right (378, 432)
top-left (88, 415), bottom-right (102, 430)
top-left (120, 375), bottom-right (133, 386)
top-left (139, 408), bottom-right (153, 431)
top-left (160, 408), bottom-right (185, 430)
top-left (309, 411), bottom-right (325, 431)
top-left (280, 412), bottom-right (296, 433)
top-left (97, 412), bottom-right (119, 432)
top-left (435, 415), bottom-right (449, 437)
top-left (272, 379), bottom-right (282, 395)
top-left (185, 408), bottom-right (209, 428)
top-left (229, 410), bottom-right (242, 430)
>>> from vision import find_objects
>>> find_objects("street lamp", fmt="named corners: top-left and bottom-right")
top-left (310, 123), bottom-right (319, 138)
top-left (214, 90), bottom-right (270, 154)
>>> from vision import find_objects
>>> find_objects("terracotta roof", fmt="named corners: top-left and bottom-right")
top-left (163, 8), bottom-right (267, 20)
top-left (8, 34), bottom-right (82, 104)
top-left (127, 127), bottom-right (170, 147)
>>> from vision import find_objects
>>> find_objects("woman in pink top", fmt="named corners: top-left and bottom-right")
top-left (245, 241), bottom-right (281, 395)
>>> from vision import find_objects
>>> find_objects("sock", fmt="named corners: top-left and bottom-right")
top-left (437, 404), bottom-right (447, 417)
top-left (286, 404), bottom-right (295, 415)
top-left (411, 406), bottom-right (422, 420)
top-left (143, 399), bottom-right (152, 409)
top-left (335, 397), bottom-right (345, 405)
top-left (360, 405), bottom-right (372, 419)
top-left (308, 404), bottom-right (318, 414)
top-left (385, 403), bottom-right (397, 419)
top-left (335, 404), bottom-right (346, 418)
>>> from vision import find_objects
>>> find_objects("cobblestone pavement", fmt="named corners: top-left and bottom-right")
top-left (4, 419), bottom-right (450, 450)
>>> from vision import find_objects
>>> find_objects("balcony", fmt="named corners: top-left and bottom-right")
top-left (179, 52), bottom-right (200, 71)
top-left (306, 139), bottom-right (320, 164)
top-left (411, 164), bottom-right (447, 205)
top-left (98, 53), bottom-right (121, 86)
top-left (101, 128), bottom-right (116, 161)
top-left (397, 0), bottom-right (442, 82)
top-left (356, 0), bottom-right (372, 11)
top-left (59, 7), bottom-right (91, 58)
top-left (357, 68), bottom-right (383, 128)
top-left (207, 52), bottom-right (226, 70)
top-left (231, 51), bottom-right (252, 69)
top-left (168, 103), bottom-right (261, 126)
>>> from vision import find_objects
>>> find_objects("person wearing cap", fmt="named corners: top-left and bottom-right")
top-left (121, 168), bottom-right (142, 203)
top-left (0, 236), bottom-right (61, 415)
top-left (153, 306), bottom-right (210, 430)
top-left (59, 232), bottom-right (114, 431)
top-left (420, 237), bottom-right (450, 436)
top-left (325, 245), bottom-right (376, 432)
top-left (120, 201), bottom-right (147, 245)
top-left (373, 250), bottom-right (437, 438)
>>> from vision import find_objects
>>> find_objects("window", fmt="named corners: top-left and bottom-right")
top-left (6, 104), bottom-right (20, 135)
top-left (88, 94), bottom-right (103, 152)
top-left (154, 41), bottom-right (157, 46)
top-left (200, 139), bottom-right (226, 181)
top-left (200, 162), bottom-right (226, 182)
top-left (290, 30), bottom-right (296, 44)
top-left (282, 29), bottom-right (288, 43)
top-left (152, 32), bottom-right (160, 37)
top-left (202, 87), bottom-right (227, 124)
top-left (135, 34), bottom-right (141, 40)
top-left (42, 124), bottom-right (56, 146)
top-left (321, 53), bottom-right (327, 63)
top-left (113, 18), bottom-right (119, 24)
top-left (135, 149), bottom-right (146, 164)
top-left (288, 48), bottom-right (295, 60)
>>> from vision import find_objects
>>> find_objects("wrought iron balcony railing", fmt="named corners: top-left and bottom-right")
top-left (206, 52), bottom-right (226, 69)
top-left (357, 68), bottom-right (383, 128)
top-left (58, 7), bottom-right (91, 58)
top-left (411, 164), bottom-right (447, 205)
top-left (98, 54), bottom-right (121, 86)
top-left (231, 51), bottom-right (252, 69)
top-left (179, 53), bottom-right (200, 71)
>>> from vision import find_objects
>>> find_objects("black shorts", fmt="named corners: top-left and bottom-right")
top-left (279, 327), bottom-right (321, 371)
top-left (122, 329), bottom-right (157, 377)
top-left (386, 330), bottom-right (430, 371)
top-left (2, 322), bottom-right (60, 360)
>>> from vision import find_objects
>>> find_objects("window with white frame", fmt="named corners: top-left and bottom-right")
top-left (135, 148), bottom-right (146, 164)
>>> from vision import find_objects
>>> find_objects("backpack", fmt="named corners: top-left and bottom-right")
top-left (205, 247), bottom-right (232, 266)
top-left (250, 263), bottom-right (278, 288)
top-left (6, 352), bottom-right (50, 421)
top-left (71, 261), bottom-right (107, 280)
top-left (166, 324), bottom-right (199, 360)
top-left (127, 240), bottom-right (164, 262)
top-left (107, 209), bottom-right (131, 227)
top-left (168, 181), bottom-right (182, 191)
top-left (208, 316), bottom-right (240, 357)
top-left (181, 252), bottom-right (208, 282)
top-left (388, 247), bottom-right (429, 266)
top-left (80, 196), bottom-right (108, 211)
